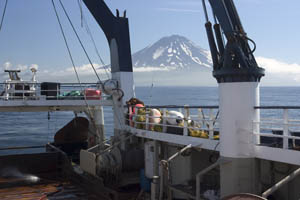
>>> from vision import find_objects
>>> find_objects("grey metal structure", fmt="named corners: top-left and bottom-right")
top-left (82, 0), bottom-right (133, 73)
top-left (204, 0), bottom-right (265, 83)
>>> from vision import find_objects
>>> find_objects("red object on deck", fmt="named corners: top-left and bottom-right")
top-left (133, 104), bottom-right (144, 113)
top-left (84, 88), bottom-right (101, 100)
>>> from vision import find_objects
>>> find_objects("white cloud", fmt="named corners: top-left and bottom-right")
top-left (2, 62), bottom-right (29, 71)
top-left (133, 66), bottom-right (175, 72)
top-left (16, 64), bottom-right (28, 71)
top-left (254, 57), bottom-right (300, 86)
top-left (3, 57), bottom-right (300, 86)
top-left (1, 62), bottom-right (111, 83)
top-left (39, 63), bottom-right (111, 82)
top-left (257, 57), bottom-right (300, 74)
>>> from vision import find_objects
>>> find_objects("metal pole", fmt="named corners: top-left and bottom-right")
top-left (283, 109), bottom-right (289, 149)
top-left (183, 107), bottom-right (189, 136)
top-left (167, 144), bottom-right (192, 162)
top-left (163, 109), bottom-right (167, 133)
top-left (209, 108), bottom-right (214, 139)
top-left (196, 160), bottom-right (220, 200)
top-left (159, 163), bottom-right (164, 200)
top-left (262, 167), bottom-right (300, 198)
top-left (146, 112), bottom-right (149, 131)
top-left (196, 159), bottom-right (231, 200)
top-left (159, 144), bottom-right (192, 200)
top-left (151, 176), bottom-right (159, 200)
top-left (201, 0), bottom-right (209, 22)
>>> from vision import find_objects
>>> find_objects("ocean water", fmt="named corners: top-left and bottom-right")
top-left (0, 86), bottom-right (300, 154)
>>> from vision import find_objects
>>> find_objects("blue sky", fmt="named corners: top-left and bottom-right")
top-left (1, 0), bottom-right (300, 85)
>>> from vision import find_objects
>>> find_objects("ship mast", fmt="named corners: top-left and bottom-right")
top-left (82, 0), bottom-right (135, 140)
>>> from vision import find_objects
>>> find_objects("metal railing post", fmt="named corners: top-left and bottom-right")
top-left (183, 106), bottom-right (189, 136)
top-left (209, 108), bottom-right (214, 139)
top-left (134, 107), bottom-right (139, 129)
top-left (198, 108), bottom-right (204, 127)
top-left (283, 109), bottom-right (289, 149)
top-left (146, 112), bottom-right (149, 131)
top-left (163, 108), bottom-right (167, 133)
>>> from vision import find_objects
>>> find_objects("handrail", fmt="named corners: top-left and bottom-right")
top-left (195, 158), bottom-right (231, 200)
top-left (262, 167), bottom-right (300, 198)
top-left (253, 107), bottom-right (300, 150)
top-left (127, 106), bottom-right (219, 140)
top-left (255, 106), bottom-right (300, 109)
top-left (0, 82), bottom-right (100, 85)
top-left (0, 81), bottom-right (111, 101)
top-left (145, 105), bottom-right (218, 109)
top-left (159, 144), bottom-right (193, 200)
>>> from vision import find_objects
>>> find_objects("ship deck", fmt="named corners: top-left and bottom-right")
top-left (0, 144), bottom-right (142, 200)
top-left (0, 177), bottom-right (98, 200)
top-left (0, 148), bottom-right (100, 200)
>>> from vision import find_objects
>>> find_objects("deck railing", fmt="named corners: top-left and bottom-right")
top-left (254, 106), bottom-right (300, 150)
top-left (126, 105), bottom-right (219, 141)
top-left (0, 82), bottom-right (111, 101)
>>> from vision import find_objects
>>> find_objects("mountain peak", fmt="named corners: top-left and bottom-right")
top-left (161, 34), bottom-right (189, 41)
top-left (132, 35), bottom-right (212, 70)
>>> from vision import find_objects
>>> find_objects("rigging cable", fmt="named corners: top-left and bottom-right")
top-left (50, 0), bottom-right (93, 116)
top-left (74, 0), bottom-right (124, 129)
top-left (58, 0), bottom-right (102, 85)
top-left (78, 0), bottom-right (83, 27)
top-left (76, 0), bottom-right (110, 80)
top-left (0, 0), bottom-right (8, 32)
top-left (83, 17), bottom-right (111, 80)
top-left (51, 0), bottom-right (123, 140)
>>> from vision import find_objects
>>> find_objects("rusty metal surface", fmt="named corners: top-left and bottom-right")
top-left (0, 150), bottom-right (98, 200)
top-left (0, 177), bottom-right (98, 200)
top-left (0, 148), bottom-right (141, 200)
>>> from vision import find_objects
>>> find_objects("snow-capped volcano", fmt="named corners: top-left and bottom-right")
top-left (132, 35), bottom-right (212, 70)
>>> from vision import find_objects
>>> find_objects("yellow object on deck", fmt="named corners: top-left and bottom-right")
top-left (189, 129), bottom-right (209, 138)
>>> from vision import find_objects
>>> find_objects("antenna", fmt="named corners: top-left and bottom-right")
top-left (30, 66), bottom-right (37, 82)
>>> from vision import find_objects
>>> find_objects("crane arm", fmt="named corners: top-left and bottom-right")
top-left (204, 0), bottom-right (264, 83)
